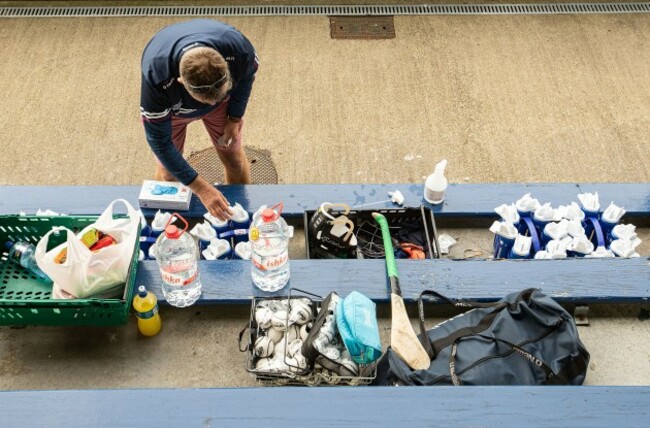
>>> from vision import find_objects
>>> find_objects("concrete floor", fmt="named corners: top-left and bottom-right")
top-left (0, 8), bottom-right (648, 388)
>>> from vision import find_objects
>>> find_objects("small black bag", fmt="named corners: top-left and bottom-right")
top-left (374, 288), bottom-right (590, 386)
top-left (301, 292), bottom-right (357, 377)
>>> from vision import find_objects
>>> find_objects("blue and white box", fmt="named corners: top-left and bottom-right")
top-left (139, 180), bottom-right (192, 211)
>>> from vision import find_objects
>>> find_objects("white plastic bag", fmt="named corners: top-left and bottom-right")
top-left (35, 199), bottom-right (140, 299)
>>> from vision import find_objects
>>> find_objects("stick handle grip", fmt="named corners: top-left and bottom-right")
top-left (373, 213), bottom-right (398, 279)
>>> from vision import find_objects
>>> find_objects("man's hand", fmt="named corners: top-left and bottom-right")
top-left (189, 176), bottom-right (232, 220)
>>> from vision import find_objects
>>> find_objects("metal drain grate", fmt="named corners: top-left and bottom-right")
top-left (1, 3), bottom-right (650, 18)
top-left (330, 16), bottom-right (395, 39)
top-left (187, 146), bottom-right (278, 185)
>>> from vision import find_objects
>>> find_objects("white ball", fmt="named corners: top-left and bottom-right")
top-left (269, 299), bottom-right (289, 313)
top-left (285, 324), bottom-right (301, 343)
top-left (254, 336), bottom-right (275, 358)
top-left (273, 338), bottom-right (287, 358)
top-left (285, 356), bottom-right (303, 373)
top-left (255, 307), bottom-right (274, 330)
top-left (299, 323), bottom-right (311, 341)
top-left (287, 339), bottom-right (303, 357)
top-left (321, 346), bottom-right (340, 361)
top-left (293, 353), bottom-right (308, 370)
top-left (256, 300), bottom-right (272, 309)
top-left (269, 357), bottom-right (289, 373)
top-left (255, 357), bottom-right (274, 371)
top-left (271, 310), bottom-right (289, 331)
top-left (288, 301), bottom-right (313, 325)
top-left (339, 354), bottom-right (358, 375)
top-left (266, 327), bottom-right (284, 344)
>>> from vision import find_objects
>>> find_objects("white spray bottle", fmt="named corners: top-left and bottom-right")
top-left (424, 159), bottom-right (448, 204)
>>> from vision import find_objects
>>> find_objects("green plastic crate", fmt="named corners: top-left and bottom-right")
top-left (0, 215), bottom-right (140, 326)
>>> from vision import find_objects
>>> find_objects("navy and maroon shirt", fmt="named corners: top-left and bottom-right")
top-left (141, 19), bottom-right (258, 185)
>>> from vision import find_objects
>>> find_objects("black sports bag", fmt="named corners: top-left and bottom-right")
top-left (374, 288), bottom-right (590, 386)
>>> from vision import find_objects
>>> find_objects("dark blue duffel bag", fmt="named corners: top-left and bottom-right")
top-left (374, 288), bottom-right (590, 386)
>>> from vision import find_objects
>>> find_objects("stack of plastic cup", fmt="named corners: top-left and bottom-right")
top-left (202, 238), bottom-right (233, 260)
top-left (532, 203), bottom-right (555, 236)
top-left (492, 193), bottom-right (640, 260)
top-left (204, 212), bottom-right (230, 238)
top-left (230, 203), bottom-right (251, 245)
top-left (138, 213), bottom-right (156, 260)
top-left (508, 235), bottom-right (532, 259)
top-left (190, 220), bottom-right (218, 255)
top-left (566, 235), bottom-right (594, 257)
top-left (234, 241), bottom-right (253, 260)
top-left (490, 221), bottom-right (518, 259)
top-left (151, 211), bottom-right (173, 239)
top-left (600, 202), bottom-right (626, 237)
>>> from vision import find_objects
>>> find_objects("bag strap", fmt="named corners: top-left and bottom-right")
top-left (96, 199), bottom-right (139, 227)
top-left (34, 226), bottom-right (89, 266)
top-left (448, 333), bottom-right (564, 386)
top-left (417, 290), bottom-right (508, 358)
top-left (418, 289), bottom-right (538, 359)
top-left (238, 326), bottom-right (251, 353)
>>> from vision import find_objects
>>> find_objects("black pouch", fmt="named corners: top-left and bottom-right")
top-left (301, 292), bottom-right (357, 377)
top-left (374, 288), bottom-right (590, 386)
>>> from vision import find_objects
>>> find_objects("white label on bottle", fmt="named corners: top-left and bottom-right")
top-left (161, 264), bottom-right (198, 287)
top-left (252, 250), bottom-right (288, 272)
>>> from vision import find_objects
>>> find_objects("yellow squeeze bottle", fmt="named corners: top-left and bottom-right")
top-left (133, 285), bottom-right (162, 336)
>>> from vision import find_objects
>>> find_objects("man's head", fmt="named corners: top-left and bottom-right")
top-left (178, 47), bottom-right (232, 105)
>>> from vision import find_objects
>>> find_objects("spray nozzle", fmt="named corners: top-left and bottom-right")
top-left (434, 159), bottom-right (448, 174)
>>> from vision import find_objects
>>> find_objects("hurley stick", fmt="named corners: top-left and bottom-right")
top-left (373, 212), bottom-right (430, 370)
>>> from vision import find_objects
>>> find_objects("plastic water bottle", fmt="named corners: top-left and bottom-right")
top-left (5, 241), bottom-right (50, 280)
top-left (424, 159), bottom-right (448, 204)
top-left (132, 285), bottom-right (162, 336)
top-left (249, 203), bottom-right (292, 292)
top-left (155, 213), bottom-right (202, 307)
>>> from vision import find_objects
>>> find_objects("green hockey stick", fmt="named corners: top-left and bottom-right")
top-left (373, 212), bottom-right (430, 370)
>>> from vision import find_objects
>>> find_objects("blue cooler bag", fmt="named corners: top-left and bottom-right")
top-left (335, 291), bottom-right (382, 364)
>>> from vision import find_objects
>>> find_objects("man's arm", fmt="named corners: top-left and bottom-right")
top-left (143, 119), bottom-right (233, 220)
top-left (143, 119), bottom-right (198, 185)
top-left (141, 76), bottom-right (233, 219)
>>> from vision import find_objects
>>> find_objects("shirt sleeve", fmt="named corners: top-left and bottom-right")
top-left (143, 119), bottom-right (199, 186)
top-left (140, 74), bottom-right (172, 122)
top-left (226, 52), bottom-right (259, 119)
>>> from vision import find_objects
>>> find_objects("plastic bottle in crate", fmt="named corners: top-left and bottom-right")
top-left (155, 213), bottom-right (202, 307)
top-left (132, 285), bottom-right (162, 336)
top-left (4, 241), bottom-right (50, 280)
top-left (249, 203), bottom-right (292, 292)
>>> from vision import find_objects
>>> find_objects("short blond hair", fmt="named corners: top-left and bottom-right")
top-left (180, 47), bottom-right (231, 102)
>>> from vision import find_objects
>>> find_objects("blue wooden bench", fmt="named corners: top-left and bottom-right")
top-left (2, 183), bottom-right (649, 305)
top-left (2, 183), bottom-right (649, 218)
top-left (137, 257), bottom-right (650, 305)
top-left (0, 386), bottom-right (647, 427)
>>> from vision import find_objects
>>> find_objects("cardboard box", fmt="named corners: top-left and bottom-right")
top-left (138, 180), bottom-right (192, 211)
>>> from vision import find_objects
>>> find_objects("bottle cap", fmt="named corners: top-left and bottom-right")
top-left (165, 224), bottom-right (182, 239)
top-left (261, 208), bottom-right (275, 222)
top-left (4, 241), bottom-right (14, 251)
top-left (138, 285), bottom-right (147, 298)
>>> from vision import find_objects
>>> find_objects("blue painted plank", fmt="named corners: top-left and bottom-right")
top-left (2, 183), bottom-right (648, 218)
top-left (136, 257), bottom-right (650, 305)
top-left (0, 386), bottom-right (647, 427)
top-left (0, 185), bottom-right (141, 215)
